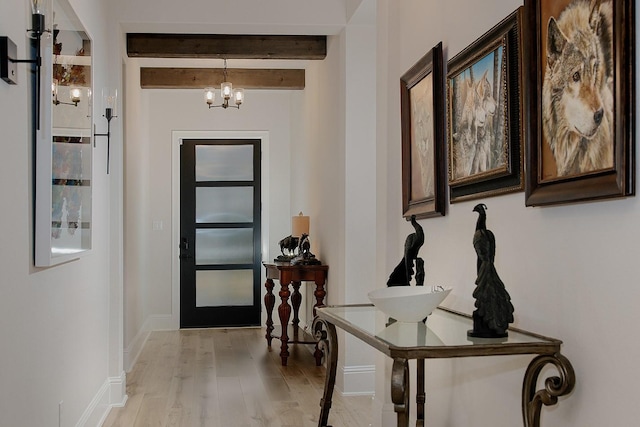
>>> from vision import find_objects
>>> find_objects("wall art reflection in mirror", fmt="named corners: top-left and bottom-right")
top-left (35, 0), bottom-right (92, 266)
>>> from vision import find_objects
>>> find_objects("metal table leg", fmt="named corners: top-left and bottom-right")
top-left (314, 317), bottom-right (338, 427)
top-left (522, 353), bottom-right (575, 427)
top-left (391, 357), bottom-right (410, 427)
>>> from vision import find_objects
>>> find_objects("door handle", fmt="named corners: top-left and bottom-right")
top-left (179, 237), bottom-right (193, 259)
top-left (180, 237), bottom-right (189, 250)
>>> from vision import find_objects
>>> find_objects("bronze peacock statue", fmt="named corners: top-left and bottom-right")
top-left (387, 215), bottom-right (425, 286)
top-left (468, 203), bottom-right (514, 338)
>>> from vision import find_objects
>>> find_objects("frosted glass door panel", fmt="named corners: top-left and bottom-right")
top-left (196, 187), bottom-right (253, 223)
top-left (196, 270), bottom-right (253, 307)
top-left (196, 145), bottom-right (253, 181)
top-left (196, 228), bottom-right (254, 265)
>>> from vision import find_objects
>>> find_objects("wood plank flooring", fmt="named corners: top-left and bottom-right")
top-left (103, 328), bottom-right (373, 427)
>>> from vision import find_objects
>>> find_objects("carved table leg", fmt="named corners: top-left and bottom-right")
top-left (313, 277), bottom-right (327, 317)
top-left (291, 281), bottom-right (302, 342)
top-left (278, 281), bottom-right (292, 366)
top-left (522, 353), bottom-right (576, 427)
top-left (391, 358), bottom-right (410, 427)
top-left (416, 358), bottom-right (425, 427)
top-left (313, 317), bottom-right (338, 427)
top-left (264, 278), bottom-right (275, 347)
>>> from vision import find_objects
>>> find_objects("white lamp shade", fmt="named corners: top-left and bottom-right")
top-left (292, 213), bottom-right (310, 237)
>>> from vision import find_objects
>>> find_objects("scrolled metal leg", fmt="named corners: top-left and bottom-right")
top-left (313, 317), bottom-right (338, 427)
top-left (522, 353), bottom-right (575, 427)
top-left (391, 357), bottom-right (410, 427)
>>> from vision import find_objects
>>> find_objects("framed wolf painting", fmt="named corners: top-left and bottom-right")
top-left (446, 9), bottom-right (524, 203)
top-left (400, 42), bottom-right (446, 219)
top-left (523, 0), bottom-right (635, 206)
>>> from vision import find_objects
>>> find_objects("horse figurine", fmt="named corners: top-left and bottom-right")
top-left (279, 235), bottom-right (299, 256)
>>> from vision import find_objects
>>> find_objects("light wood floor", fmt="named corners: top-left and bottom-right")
top-left (103, 328), bottom-right (373, 427)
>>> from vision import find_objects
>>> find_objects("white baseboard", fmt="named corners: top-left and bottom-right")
top-left (337, 364), bottom-right (375, 396)
top-left (373, 397), bottom-right (396, 427)
top-left (123, 314), bottom-right (175, 372)
top-left (123, 327), bottom-right (150, 373)
top-left (75, 371), bottom-right (127, 427)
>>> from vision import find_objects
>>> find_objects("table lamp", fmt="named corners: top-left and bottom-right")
top-left (291, 212), bottom-right (321, 265)
top-left (275, 212), bottom-right (310, 263)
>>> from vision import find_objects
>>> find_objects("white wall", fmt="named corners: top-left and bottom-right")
top-left (378, 0), bottom-right (640, 425)
top-left (0, 0), bottom-right (125, 425)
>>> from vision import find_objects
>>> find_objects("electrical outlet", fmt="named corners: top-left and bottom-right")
top-left (152, 220), bottom-right (163, 231)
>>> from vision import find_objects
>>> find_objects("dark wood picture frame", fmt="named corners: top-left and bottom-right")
top-left (400, 42), bottom-right (447, 219)
top-left (523, 0), bottom-right (635, 206)
top-left (446, 9), bottom-right (524, 203)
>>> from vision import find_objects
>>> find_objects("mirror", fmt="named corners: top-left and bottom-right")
top-left (35, 0), bottom-right (92, 266)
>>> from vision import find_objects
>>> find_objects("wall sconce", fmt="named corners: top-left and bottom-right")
top-left (52, 80), bottom-right (81, 106)
top-left (93, 89), bottom-right (117, 174)
top-left (204, 59), bottom-right (244, 109)
top-left (1, 0), bottom-right (53, 129)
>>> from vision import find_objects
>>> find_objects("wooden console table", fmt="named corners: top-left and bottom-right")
top-left (263, 262), bottom-right (328, 366)
top-left (313, 305), bottom-right (575, 427)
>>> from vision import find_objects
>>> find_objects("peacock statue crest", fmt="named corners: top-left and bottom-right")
top-left (468, 203), bottom-right (514, 338)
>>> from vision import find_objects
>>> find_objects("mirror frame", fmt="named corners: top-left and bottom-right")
top-left (34, 0), bottom-right (93, 267)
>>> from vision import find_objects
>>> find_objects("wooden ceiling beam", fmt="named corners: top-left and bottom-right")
top-left (140, 67), bottom-right (305, 89)
top-left (128, 34), bottom-right (326, 60)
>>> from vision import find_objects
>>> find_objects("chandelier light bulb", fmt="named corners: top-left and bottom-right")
top-left (221, 82), bottom-right (232, 100)
top-left (234, 88), bottom-right (244, 106)
top-left (70, 87), bottom-right (81, 104)
top-left (204, 87), bottom-right (215, 105)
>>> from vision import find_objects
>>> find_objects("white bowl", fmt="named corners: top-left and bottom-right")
top-left (368, 286), bottom-right (452, 323)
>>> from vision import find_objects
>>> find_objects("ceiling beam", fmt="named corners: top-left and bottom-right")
top-left (140, 67), bottom-right (305, 89)
top-left (128, 34), bottom-right (326, 59)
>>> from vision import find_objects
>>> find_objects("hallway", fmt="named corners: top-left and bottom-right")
top-left (103, 328), bottom-right (373, 426)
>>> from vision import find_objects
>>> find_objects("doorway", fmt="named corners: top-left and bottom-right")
top-left (179, 139), bottom-right (262, 328)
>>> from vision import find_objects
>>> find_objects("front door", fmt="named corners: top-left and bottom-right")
top-left (179, 139), bottom-right (261, 328)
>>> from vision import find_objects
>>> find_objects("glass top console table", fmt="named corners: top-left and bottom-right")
top-left (313, 305), bottom-right (575, 427)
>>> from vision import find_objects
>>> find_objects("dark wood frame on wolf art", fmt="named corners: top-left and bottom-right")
top-left (523, 0), bottom-right (635, 206)
top-left (400, 42), bottom-right (447, 219)
top-left (446, 9), bottom-right (524, 203)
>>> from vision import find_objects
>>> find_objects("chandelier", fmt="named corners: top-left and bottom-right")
top-left (204, 59), bottom-right (244, 109)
